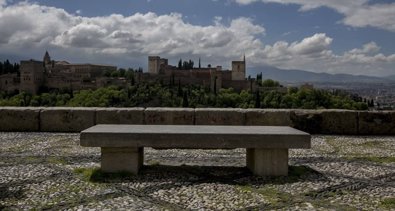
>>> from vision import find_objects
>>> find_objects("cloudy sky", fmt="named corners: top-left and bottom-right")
top-left (0, 0), bottom-right (394, 76)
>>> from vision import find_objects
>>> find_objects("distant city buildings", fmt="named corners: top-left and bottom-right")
top-left (313, 82), bottom-right (395, 110)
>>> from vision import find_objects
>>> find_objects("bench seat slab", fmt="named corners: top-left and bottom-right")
top-left (247, 148), bottom-right (288, 176)
top-left (101, 147), bottom-right (143, 173)
top-left (81, 125), bottom-right (311, 149)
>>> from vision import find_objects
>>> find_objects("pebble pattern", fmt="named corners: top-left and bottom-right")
top-left (0, 133), bottom-right (394, 210)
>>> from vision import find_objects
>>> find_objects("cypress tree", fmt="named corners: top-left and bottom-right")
top-left (255, 91), bottom-right (261, 108)
top-left (213, 76), bottom-right (217, 95)
top-left (178, 59), bottom-right (182, 69)
top-left (177, 80), bottom-right (182, 97)
top-left (182, 91), bottom-right (189, 107)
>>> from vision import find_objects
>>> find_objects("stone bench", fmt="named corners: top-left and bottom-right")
top-left (80, 125), bottom-right (311, 176)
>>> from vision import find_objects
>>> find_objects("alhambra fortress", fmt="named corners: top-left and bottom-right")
top-left (147, 55), bottom-right (249, 91)
top-left (0, 51), bottom-right (256, 94)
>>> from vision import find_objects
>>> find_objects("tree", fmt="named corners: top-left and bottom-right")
top-left (288, 87), bottom-right (298, 94)
top-left (368, 99), bottom-right (374, 107)
top-left (12, 63), bottom-right (19, 74)
top-left (182, 91), bottom-right (189, 107)
top-left (15, 63), bottom-right (20, 76)
top-left (125, 69), bottom-right (135, 85)
top-left (118, 68), bottom-right (126, 77)
top-left (182, 61), bottom-right (188, 69)
top-left (198, 58), bottom-right (201, 68)
top-left (189, 59), bottom-right (194, 69)
top-left (213, 76), bottom-right (217, 95)
top-left (104, 69), bottom-right (113, 77)
top-left (255, 91), bottom-right (261, 108)
top-left (3, 60), bottom-right (12, 74)
top-left (169, 74), bottom-right (175, 87)
top-left (256, 72), bottom-right (262, 81)
top-left (110, 71), bottom-right (120, 77)
top-left (0, 74), bottom-right (369, 110)
top-left (262, 79), bottom-right (280, 87)
top-left (177, 80), bottom-right (182, 97)
top-left (249, 79), bottom-right (253, 92)
top-left (178, 59), bottom-right (182, 70)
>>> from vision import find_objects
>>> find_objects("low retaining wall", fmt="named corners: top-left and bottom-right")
top-left (0, 107), bottom-right (394, 135)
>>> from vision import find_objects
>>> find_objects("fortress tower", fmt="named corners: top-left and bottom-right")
top-left (43, 51), bottom-right (51, 66)
top-left (148, 56), bottom-right (160, 75)
top-left (231, 55), bottom-right (246, 81)
top-left (20, 60), bottom-right (45, 94)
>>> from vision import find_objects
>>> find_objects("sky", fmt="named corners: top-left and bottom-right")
top-left (0, 0), bottom-right (395, 76)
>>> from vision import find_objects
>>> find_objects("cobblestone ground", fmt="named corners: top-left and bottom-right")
top-left (0, 133), bottom-right (394, 210)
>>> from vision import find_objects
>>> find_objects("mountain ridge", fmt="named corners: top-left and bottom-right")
top-left (247, 66), bottom-right (393, 84)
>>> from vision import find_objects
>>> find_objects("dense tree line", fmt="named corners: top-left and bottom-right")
top-left (0, 60), bottom-right (20, 75)
top-left (178, 59), bottom-right (194, 70)
top-left (0, 80), bottom-right (369, 110)
top-left (103, 67), bottom-right (142, 78)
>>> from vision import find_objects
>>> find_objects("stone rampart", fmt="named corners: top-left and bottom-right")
top-left (0, 107), bottom-right (394, 135)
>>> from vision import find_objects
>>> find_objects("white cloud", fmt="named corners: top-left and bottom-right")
top-left (0, 2), bottom-right (77, 46)
top-left (0, 2), bottom-right (266, 64)
top-left (248, 34), bottom-right (395, 76)
top-left (49, 11), bottom-right (264, 57)
top-left (342, 44), bottom-right (395, 64)
top-left (289, 33), bottom-right (332, 55)
top-left (349, 42), bottom-right (380, 54)
top-left (342, 3), bottom-right (395, 32)
top-left (0, 0), bottom-right (7, 7)
top-left (253, 33), bottom-right (335, 69)
top-left (234, 0), bottom-right (257, 5)
top-left (234, 0), bottom-right (395, 32)
top-left (0, 1), bottom-right (395, 76)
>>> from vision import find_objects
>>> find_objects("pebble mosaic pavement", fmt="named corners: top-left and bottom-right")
top-left (0, 133), bottom-right (394, 210)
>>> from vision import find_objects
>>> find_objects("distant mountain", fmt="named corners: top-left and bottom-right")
top-left (248, 66), bottom-right (392, 84)
top-left (386, 75), bottom-right (395, 81)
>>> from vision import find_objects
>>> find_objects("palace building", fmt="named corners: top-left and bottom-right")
top-left (19, 51), bottom-right (117, 94)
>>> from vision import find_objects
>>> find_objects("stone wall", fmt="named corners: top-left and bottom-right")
top-left (0, 107), bottom-right (394, 135)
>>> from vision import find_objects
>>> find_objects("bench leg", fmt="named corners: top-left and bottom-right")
top-left (246, 148), bottom-right (288, 176)
top-left (101, 147), bottom-right (144, 174)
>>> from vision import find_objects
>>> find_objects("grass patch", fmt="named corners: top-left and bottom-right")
top-left (325, 137), bottom-right (341, 154)
top-left (259, 187), bottom-right (290, 204)
top-left (311, 200), bottom-right (357, 211)
top-left (47, 157), bottom-right (67, 165)
top-left (381, 198), bottom-right (395, 209)
top-left (73, 167), bottom-right (136, 183)
top-left (25, 156), bottom-right (41, 163)
top-left (306, 189), bottom-right (348, 199)
top-left (147, 160), bottom-right (160, 166)
top-left (237, 185), bottom-right (292, 206)
top-left (357, 141), bottom-right (384, 148)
